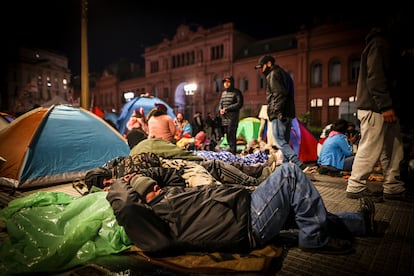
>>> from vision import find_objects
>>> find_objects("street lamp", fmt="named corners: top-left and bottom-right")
top-left (184, 83), bottom-right (197, 95)
top-left (184, 83), bottom-right (197, 117)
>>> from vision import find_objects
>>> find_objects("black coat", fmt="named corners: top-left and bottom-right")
top-left (107, 180), bottom-right (255, 256)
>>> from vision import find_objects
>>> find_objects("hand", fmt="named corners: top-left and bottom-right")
top-left (382, 109), bottom-right (397, 123)
top-left (220, 108), bottom-right (226, 115)
top-left (123, 173), bottom-right (137, 183)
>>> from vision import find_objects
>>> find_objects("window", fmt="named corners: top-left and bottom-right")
top-left (327, 97), bottom-right (342, 123)
top-left (259, 75), bottom-right (266, 90)
top-left (310, 98), bottom-right (323, 126)
top-left (163, 87), bottom-right (169, 98)
top-left (238, 77), bottom-right (248, 92)
top-left (349, 56), bottom-right (360, 83)
top-left (210, 44), bottom-right (224, 60)
top-left (328, 58), bottom-right (341, 86)
top-left (150, 61), bottom-right (159, 73)
top-left (214, 75), bottom-right (221, 93)
top-left (311, 62), bottom-right (322, 87)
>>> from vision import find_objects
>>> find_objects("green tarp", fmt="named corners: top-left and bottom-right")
top-left (0, 191), bottom-right (131, 274)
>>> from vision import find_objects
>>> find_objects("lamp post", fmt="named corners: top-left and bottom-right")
top-left (184, 83), bottom-right (197, 117)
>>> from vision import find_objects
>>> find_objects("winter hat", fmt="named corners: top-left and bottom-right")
top-left (195, 131), bottom-right (205, 141)
top-left (130, 175), bottom-right (157, 197)
top-left (126, 128), bottom-right (148, 149)
top-left (254, 55), bottom-right (275, 69)
top-left (85, 167), bottom-right (112, 191)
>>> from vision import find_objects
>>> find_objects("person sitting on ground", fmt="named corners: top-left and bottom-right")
top-left (147, 103), bottom-right (176, 143)
top-left (106, 162), bottom-right (376, 256)
top-left (317, 119), bottom-right (354, 176)
top-left (174, 112), bottom-right (193, 143)
top-left (125, 107), bottom-right (149, 136)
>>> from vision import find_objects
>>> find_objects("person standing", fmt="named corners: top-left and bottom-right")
top-left (254, 55), bottom-right (306, 170)
top-left (346, 25), bottom-right (410, 202)
top-left (219, 76), bottom-right (244, 154)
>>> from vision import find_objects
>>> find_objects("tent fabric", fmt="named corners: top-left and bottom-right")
top-left (0, 112), bottom-right (15, 130)
top-left (0, 105), bottom-right (130, 189)
top-left (220, 117), bottom-right (261, 149)
top-left (290, 118), bottom-right (318, 162)
top-left (117, 96), bottom-right (176, 135)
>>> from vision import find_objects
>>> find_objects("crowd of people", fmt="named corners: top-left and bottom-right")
top-left (103, 17), bottom-right (414, 261)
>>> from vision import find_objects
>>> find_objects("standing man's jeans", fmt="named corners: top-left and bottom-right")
top-left (250, 163), bottom-right (366, 249)
top-left (272, 118), bottom-right (303, 167)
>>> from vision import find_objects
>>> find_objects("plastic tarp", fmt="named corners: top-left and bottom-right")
top-left (0, 191), bottom-right (131, 274)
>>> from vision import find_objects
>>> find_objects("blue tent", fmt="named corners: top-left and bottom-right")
top-left (117, 96), bottom-right (176, 135)
top-left (0, 105), bottom-right (130, 189)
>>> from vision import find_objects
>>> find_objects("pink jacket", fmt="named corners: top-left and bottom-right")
top-left (148, 114), bottom-right (176, 143)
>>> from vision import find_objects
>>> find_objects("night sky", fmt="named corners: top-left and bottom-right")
top-left (6, 1), bottom-right (404, 76)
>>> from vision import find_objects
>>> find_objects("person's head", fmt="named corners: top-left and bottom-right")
top-left (152, 103), bottom-right (168, 117)
top-left (126, 128), bottom-right (148, 149)
top-left (254, 55), bottom-right (275, 75)
top-left (194, 130), bottom-right (206, 147)
top-left (222, 76), bottom-right (234, 90)
top-left (176, 112), bottom-right (184, 122)
top-left (85, 167), bottom-right (113, 192)
top-left (332, 119), bottom-right (349, 133)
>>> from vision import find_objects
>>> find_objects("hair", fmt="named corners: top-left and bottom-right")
top-left (332, 119), bottom-right (349, 133)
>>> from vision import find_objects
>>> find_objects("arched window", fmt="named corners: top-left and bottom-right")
top-left (311, 62), bottom-right (322, 87)
top-left (328, 58), bottom-right (341, 86)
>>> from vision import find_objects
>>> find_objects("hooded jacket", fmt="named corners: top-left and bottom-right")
top-left (219, 76), bottom-right (244, 126)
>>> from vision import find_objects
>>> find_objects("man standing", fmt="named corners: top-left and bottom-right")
top-left (255, 55), bottom-right (306, 170)
top-left (219, 76), bottom-right (243, 154)
top-left (346, 25), bottom-right (410, 202)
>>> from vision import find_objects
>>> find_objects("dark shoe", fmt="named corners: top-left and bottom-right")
top-left (383, 191), bottom-right (414, 202)
top-left (346, 189), bottom-right (384, 203)
top-left (300, 238), bottom-right (355, 255)
top-left (300, 163), bottom-right (311, 173)
top-left (359, 197), bottom-right (376, 235)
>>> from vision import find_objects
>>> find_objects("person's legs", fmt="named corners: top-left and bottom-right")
top-left (250, 163), bottom-right (330, 248)
top-left (347, 111), bottom-right (384, 194)
top-left (381, 122), bottom-right (406, 195)
top-left (272, 119), bottom-right (303, 167)
top-left (200, 159), bottom-right (258, 186)
top-left (343, 156), bottom-right (354, 172)
top-left (228, 122), bottom-right (238, 154)
top-left (251, 163), bottom-right (363, 253)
